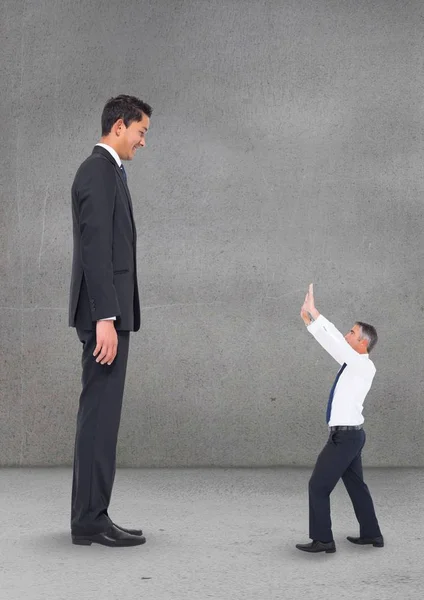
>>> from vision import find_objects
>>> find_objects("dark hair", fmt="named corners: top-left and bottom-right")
top-left (101, 95), bottom-right (152, 135)
top-left (356, 321), bottom-right (378, 353)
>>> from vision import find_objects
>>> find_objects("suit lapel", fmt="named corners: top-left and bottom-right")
top-left (92, 146), bottom-right (137, 238)
top-left (115, 165), bottom-right (136, 237)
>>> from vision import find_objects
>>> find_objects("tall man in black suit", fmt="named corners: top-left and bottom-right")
top-left (69, 95), bottom-right (152, 547)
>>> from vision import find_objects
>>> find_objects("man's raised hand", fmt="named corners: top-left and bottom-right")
top-left (306, 283), bottom-right (315, 312)
top-left (302, 283), bottom-right (320, 323)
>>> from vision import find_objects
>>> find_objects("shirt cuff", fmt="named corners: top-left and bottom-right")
top-left (307, 314), bottom-right (325, 333)
top-left (99, 317), bottom-right (116, 321)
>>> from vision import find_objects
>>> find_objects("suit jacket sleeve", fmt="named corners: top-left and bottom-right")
top-left (76, 158), bottom-right (121, 320)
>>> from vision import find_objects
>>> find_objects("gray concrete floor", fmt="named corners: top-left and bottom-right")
top-left (0, 468), bottom-right (422, 600)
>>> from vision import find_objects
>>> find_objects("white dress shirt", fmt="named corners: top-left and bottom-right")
top-left (307, 315), bottom-right (376, 426)
top-left (94, 143), bottom-right (122, 321)
top-left (96, 142), bottom-right (122, 167)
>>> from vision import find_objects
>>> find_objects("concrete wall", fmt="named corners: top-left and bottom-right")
top-left (1, 0), bottom-right (423, 466)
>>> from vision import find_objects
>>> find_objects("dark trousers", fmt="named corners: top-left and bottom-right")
top-left (308, 429), bottom-right (382, 542)
top-left (71, 327), bottom-right (130, 535)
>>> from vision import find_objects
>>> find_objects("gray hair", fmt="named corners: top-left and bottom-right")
top-left (355, 322), bottom-right (378, 353)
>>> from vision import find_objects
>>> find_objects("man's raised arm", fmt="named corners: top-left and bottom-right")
top-left (300, 283), bottom-right (361, 366)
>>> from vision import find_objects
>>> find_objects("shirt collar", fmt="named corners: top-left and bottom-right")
top-left (95, 143), bottom-right (122, 167)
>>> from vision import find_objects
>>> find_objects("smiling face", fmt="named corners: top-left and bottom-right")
top-left (101, 112), bottom-right (150, 161)
top-left (116, 113), bottom-right (150, 160)
top-left (345, 324), bottom-right (369, 354)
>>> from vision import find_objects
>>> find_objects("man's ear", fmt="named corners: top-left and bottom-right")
top-left (113, 118), bottom-right (125, 136)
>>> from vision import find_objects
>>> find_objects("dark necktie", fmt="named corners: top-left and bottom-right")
top-left (120, 164), bottom-right (127, 183)
top-left (326, 363), bottom-right (347, 423)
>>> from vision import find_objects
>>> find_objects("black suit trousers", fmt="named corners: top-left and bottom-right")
top-left (71, 327), bottom-right (130, 535)
top-left (308, 429), bottom-right (382, 542)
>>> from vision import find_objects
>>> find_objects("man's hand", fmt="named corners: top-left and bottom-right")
top-left (302, 283), bottom-right (315, 314)
top-left (300, 307), bottom-right (311, 325)
top-left (300, 283), bottom-right (320, 325)
top-left (94, 320), bottom-right (118, 365)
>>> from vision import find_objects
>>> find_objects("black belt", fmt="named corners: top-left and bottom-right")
top-left (329, 425), bottom-right (362, 431)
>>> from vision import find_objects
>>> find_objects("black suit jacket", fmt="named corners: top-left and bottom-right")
top-left (68, 146), bottom-right (140, 332)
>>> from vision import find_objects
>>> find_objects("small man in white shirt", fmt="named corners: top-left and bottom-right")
top-left (296, 284), bottom-right (384, 554)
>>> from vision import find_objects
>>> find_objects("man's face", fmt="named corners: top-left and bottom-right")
top-left (345, 324), bottom-right (367, 353)
top-left (116, 113), bottom-right (150, 160)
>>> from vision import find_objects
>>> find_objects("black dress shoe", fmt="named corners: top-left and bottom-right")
top-left (72, 525), bottom-right (146, 547)
top-left (347, 535), bottom-right (384, 547)
top-left (112, 523), bottom-right (143, 536)
top-left (296, 540), bottom-right (336, 553)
